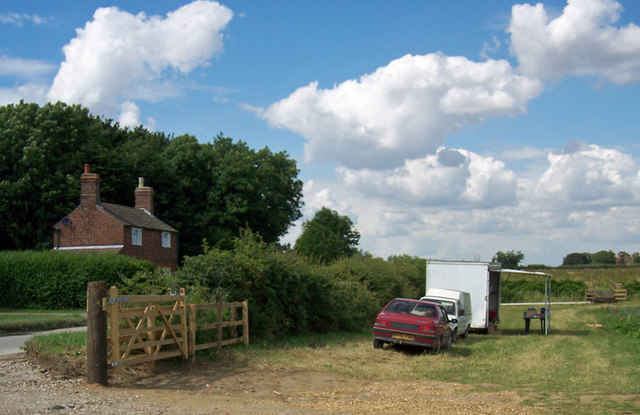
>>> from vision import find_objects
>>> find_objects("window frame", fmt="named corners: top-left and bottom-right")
top-left (161, 231), bottom-right (171, 248)
top-left (131, 227), bottom-right (142, 246)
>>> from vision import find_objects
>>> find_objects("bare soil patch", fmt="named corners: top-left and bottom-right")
top-left (1, 355), bottom-right (539, 414)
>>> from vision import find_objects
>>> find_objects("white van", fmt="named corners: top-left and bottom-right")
top-left (421, 288), bottom-right (472, 342)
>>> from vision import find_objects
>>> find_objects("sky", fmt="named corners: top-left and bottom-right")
top-left (1, 0), bottom-right (640, 266)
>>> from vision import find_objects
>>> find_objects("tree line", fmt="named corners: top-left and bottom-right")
top-left (0, 101), bottom-right (303, 260)
top-left (562, 250), bottom-right (640, 266)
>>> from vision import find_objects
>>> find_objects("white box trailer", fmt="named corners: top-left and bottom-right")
top-left (425, 260), bottom-right (502, 332)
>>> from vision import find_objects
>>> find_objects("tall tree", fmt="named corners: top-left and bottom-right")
top-left (294, 207), bottom-right (360, 263)
top-left (562, 252), bottom-right (592, 266)
top-left (591, 250), bottom-right (616, 264)
top-left (0, 102), bottom-right (303, 260)
top-left (492, 250), bottom-right (525, 269)
top-left (0, 101), bottom-right (126, 250)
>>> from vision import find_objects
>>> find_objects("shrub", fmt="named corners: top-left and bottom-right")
top-left (502, 280), bottom-right (545, 303)
top-left (501, 278), bottom-right (585, 303)
top-left (623, 280), bottom-right (640, 296)
top-left (0, 251), bottom-right (154, 309)
top-left (172, 230), bottom-right (417, 339)
top-left (598, 306), bottom-right (640, 339)
top-left (174, 231), bottom-right (332, 339)
top-left (326, 256), bottom-right (421, 309)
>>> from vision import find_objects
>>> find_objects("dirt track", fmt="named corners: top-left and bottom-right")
top-left (1, 356), bottom-right (539, 414)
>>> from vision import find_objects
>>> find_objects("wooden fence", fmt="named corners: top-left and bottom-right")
top-left (188, 302), bottom-right (249, 362)
top-left (610, 280), bottom-right (628, 302)
top-left (105, 286), bottom-right (248, 369)
top-left (584, 280), bottom-right (627, 302)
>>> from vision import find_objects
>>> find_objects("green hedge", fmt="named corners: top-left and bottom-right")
top-left (0, 251), bottom-right (155, 309)
top-left (169, 231), bottom-right (422, 339)
top-left (502, 279), bottom-right (586, 303)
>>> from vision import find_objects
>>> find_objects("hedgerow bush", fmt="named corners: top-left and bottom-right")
top-left (168, 230), bottom-right (418, 339)
top-left (325, 255), bottom-right (422, 307)
top-left (502, 278), bottom-right (585, 302)
top-left (598, 306), bottom-right (640, 339)
top-left (0, 251), bottom-right (154, 309)
top-left (623, 280), bottom-right (640, 296)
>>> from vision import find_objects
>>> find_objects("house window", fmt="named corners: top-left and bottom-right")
top-left (132, 227), bottom-right (142, 246)
top-left (161, 232), bottom-right (171, 248)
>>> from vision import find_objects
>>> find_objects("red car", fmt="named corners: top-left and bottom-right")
top-left (373, 298), bottom-right (455, 353)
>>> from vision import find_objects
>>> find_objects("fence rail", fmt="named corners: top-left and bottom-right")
top-left (105, 286), bottom-right (248, 370)
top-left (188, 301), bottom-right (249, 361)
top-left (584, 280), bottom-right (627, 303)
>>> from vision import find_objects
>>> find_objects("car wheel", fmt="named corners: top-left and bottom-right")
top-left (460, 325), bottom-right (470, 339)
top-left (373, 339), bottom-right (384, 349)
top-left (451, 329), bottom-right (457, 344)
top-left (431, 336), bottom-right (441, 354)
top-left (445, 333), bottom-right (453, 350)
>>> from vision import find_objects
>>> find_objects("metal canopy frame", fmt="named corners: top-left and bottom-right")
top-left (501, 269), bottom-right (553, 335)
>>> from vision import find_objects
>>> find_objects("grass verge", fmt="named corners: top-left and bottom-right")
top-left (0, 311), bottom-right (86, 335)
top-left (23, 331), bottom-right (87, 378)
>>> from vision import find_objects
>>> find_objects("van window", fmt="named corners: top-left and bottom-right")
top-left (438, 300), bottom-right (456, 315)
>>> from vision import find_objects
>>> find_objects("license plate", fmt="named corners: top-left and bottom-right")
top-left (392, 333), bottom-right (414, 341)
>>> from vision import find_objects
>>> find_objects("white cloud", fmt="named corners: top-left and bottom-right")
top-left (0, 55), bottom-right (56, 78)
top-left (48, 1), bottom-right (232, 115)
top-left (480, 35), bottom-right (502, 60)
top-left (0, 13), bottom-right (47, 26)
top-left (282, 141), bottom-right (640, 265)
top-left (337, 148), bottom-right (517, 209)
top-left (509, 0), bottom-right (640, 83)
top-left (0, 83), bottom-right (49, 105)
top-left (262, 53), bottom-right (543, 169)
top-left (533, 140), bottom-right (640, 206)
top-left (117, 101), bottom-right (141, 128)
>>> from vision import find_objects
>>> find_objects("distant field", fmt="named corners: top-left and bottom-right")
top-left (526, 265), bottom-right (640, 285)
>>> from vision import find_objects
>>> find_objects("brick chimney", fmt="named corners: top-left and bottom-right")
top-left (80, 164), bottom-right (100, 208)
top-left (134, 177), bottom-right (154, 214)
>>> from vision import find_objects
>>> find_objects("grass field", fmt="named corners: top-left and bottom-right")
top-left (23, 300), bottom-right (640, 414)
top-left (233, 301), bottom-right (640, 414)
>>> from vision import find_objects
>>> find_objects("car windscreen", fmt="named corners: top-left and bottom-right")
top-left (385, 300), bottom-right (436, 317)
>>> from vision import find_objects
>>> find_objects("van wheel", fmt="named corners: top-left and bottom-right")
top-left (431, 337), bottom-right (441, 354)
top-left (451, 329), bottom-right (457, 344)
top-left (460, 325), bottom-right (470, 339)
top-left (373, 339), bottom-right (384, 349)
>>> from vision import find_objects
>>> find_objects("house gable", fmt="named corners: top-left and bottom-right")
top-left (53, 164), bottom-right (179, 271)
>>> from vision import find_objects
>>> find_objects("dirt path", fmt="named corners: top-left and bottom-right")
top-left (0, 356), bottom-right (540, 414)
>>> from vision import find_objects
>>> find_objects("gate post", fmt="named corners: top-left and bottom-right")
top-left (242, 301), bottom-right (249, 346)
top-left (87, 281), bottom-right (108, 386)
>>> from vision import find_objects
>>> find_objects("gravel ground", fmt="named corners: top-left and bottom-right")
top-left (0, 357), bottom-right (171, 415)
top-left (0, 355), bottom-right (540, 414)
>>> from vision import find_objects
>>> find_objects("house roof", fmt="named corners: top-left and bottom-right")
top-left (98, 202), bottom-right (177, 232)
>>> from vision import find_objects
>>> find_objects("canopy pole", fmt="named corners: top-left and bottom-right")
top-left (545, 275), bottom-right (550, 335)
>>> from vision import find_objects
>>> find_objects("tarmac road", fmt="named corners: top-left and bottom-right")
top-left (0, 326), bottom-right (86, 356)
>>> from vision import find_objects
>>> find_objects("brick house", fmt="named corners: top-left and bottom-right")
top-left (53, 165), bottom-right (178, 271)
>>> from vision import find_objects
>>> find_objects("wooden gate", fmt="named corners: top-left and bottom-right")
top-left (108, 286), bottom-right (188, 368)
top-left (106, 286), bottom-right (249, 368)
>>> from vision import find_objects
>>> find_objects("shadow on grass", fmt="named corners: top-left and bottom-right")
top-left (379, 342), bottom-right (475, 357)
